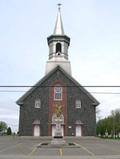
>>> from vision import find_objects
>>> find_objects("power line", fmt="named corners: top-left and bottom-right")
top-left (0, 85), bottom-right (120, 88)
top-left (0, 90), bottom-right (120, 94)
top-left (91, 92), bottom-right (120, 94)
top-left (0, 85), bottom-right (120, 94)
top-left (0, 90), bottom-right (26, 92)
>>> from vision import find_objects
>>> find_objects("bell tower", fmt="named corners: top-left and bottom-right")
top-left (45, 4), bottom-right (72, 75)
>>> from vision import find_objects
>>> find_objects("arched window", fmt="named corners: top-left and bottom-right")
top-left (56, 43), bottom-right (61, 54)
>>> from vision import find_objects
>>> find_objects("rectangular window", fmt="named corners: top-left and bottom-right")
top-left (54, 87), bottom-right (62, 100)
top-left (75, 100), bottom-right (81, 109)
top-left (35, 99), bottom-right (41, 108)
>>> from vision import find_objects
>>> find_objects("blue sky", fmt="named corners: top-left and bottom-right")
top-left (0, 0), bottom-right (120, 132)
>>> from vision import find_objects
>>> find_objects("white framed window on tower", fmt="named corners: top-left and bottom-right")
top-left (35, 99), bottom-right (41, 108)
top-left (54, 86), bottom-right (62, 100)
top-left (75, 99), bottom-right (81, 109)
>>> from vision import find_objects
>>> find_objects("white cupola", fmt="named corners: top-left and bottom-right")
top-left (45, 5), bottom-right (72, 75)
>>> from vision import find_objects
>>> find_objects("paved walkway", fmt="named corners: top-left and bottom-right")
top-left (0, 136), bottom-right (120, 159)
top-left (0, 155), bottom-right (120, 159)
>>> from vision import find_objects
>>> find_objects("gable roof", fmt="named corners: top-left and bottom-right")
top-left (16, 66), bottom-right (99, 106)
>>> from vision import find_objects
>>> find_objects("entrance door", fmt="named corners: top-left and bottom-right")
top-left (52, 125), bottom-right (64, 137)
top-left (33, 125), bottom-right (40, 136)
top-left (76, 125), bottom-right (82, 136)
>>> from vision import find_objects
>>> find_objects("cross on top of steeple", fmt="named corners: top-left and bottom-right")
top-left (57, 3), bottom-right (62, 11)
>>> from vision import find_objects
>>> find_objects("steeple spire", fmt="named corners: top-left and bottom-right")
top-left (46, 5), bottom-right (71, 75)
top-left (53, 4), bottom-right (64, 35)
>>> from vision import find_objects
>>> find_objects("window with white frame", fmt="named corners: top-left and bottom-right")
top-left (75, 100), bottom-right (81, 109)
top-left (54, 87), bottom-right (62, 100)
top-left (35, 99), bottom-right (41, 108)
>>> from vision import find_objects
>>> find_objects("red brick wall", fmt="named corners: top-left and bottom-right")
top-left (48, 80), bottom-right (67, 136)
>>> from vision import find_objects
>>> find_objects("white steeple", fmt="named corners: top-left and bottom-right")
top-left (53, 4), bottom-right (64, 35)
top-left (45, 5), bottom-right (72, 75)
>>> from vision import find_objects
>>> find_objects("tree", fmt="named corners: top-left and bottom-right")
top-left (0, 121), bottom-right (7, 134)
top-left (111, 109), bottom-right (120, 135)
top-left (96, 108), bottom-right (120, 137)
top-left (7, 127), bottom-right (12, 135)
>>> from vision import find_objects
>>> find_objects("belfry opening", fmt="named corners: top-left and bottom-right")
top-left (56, 43), bottom-right (61, 55)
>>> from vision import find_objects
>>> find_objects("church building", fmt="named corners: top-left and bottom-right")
top-left (16, 6), bottom-right (99, 136)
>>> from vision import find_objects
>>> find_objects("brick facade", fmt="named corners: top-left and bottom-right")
top-left (48, 80), bottom-right (67, 136)
top-left (17, 67), bottom-right (99, 136)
